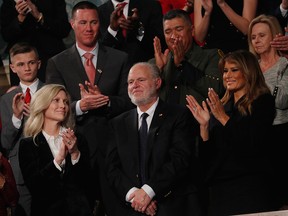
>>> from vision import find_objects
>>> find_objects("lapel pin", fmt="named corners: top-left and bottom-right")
top-left (159, 113), bottom-right (163, 117)
top-left (97, 69), bottom-right (102, 74)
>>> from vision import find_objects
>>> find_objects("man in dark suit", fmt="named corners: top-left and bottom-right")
top-left (0, 42), bottom-right (45, 216)
top-left (98, 0), bottom-right (166, 65)
top-left (45, 1), bottom-right (133, 214)
top-left (106, 62), bottom-right (201, 216)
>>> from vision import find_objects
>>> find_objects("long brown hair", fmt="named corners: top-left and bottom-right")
top-left (219, 50), bottom-right (271, 115)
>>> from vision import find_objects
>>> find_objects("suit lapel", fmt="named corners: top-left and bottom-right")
top-left (35, 133), bottom-right (54, 164)
top-left (106, 0), bottom-right (114, 14)
top-left (36, 81), bottom-right (45, 90)
top-left (125, 110), bottom-right (140, 172)
top-left (146, 101), bottom-right (166, 161)
top-left (128, 0), bottom-right (138, 17)
top-left (69, 45), bottom-right (89, 84)
top-left (95, 44), bottom-right (107, 85)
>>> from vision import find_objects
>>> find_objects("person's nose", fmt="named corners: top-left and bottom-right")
top-left (59, 100), bottom-right (66, 108)
top-left (132, 80), bottom-right (140, 88)
top-left (86, 23), bottom-right (92, 31)
top-left (170, 30), bottom-right (178, 40)
top-left (24, 63), bottom-right (31, 70)
top-left (254, 36), bottom-right (260, 43)
top-left (224, 70), bottom-right (233, 78)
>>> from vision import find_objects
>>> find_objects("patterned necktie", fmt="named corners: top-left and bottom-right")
top-left (83, 53), bottom-right (96, 84)
top-left (24, 88), bottom-right (31, 104)
top-left (116, 2), bottom-right (128, 38)
top-left (139, 112), bottom-right (149, 184)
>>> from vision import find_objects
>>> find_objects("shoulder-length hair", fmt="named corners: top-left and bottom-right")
top-left (248, 14), bottom-right (283, 58)
top-left (219, 50), bottom-right (271, 115)
top-left (24, 84), bottom-right (75, 140)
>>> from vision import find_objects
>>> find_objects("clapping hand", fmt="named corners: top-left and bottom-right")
top-left (12, 93), bottom-right (30, 119)
top-left (153, 36), bottom-right (169, 71)
top-left (186, 94), bottom-right (210, 127)
top-left (79, 81), bottom-right (109, 112)
top-left (206, 88), bottom-right (229, 126)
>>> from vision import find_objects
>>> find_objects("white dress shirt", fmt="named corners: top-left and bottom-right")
top-left (12, 79), bottom-right (39, 129)
top-left (125, 98), bottom-right (159, 202)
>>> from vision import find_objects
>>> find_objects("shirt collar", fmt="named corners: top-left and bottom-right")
top-left (76, 42), bottom-right (99, 58)
top-left (20, 78), bottom-right (39, 94)
top-left (137, 97), bottom-right (159, 119)
top-left (42, 126), bottom-right (67, 141)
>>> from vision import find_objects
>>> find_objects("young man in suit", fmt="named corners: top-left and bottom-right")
top-left (0, 42), bottom-right (45, 216)
top-left (106, 62), bottom-right (201, 216)
top-left (45, 1), bottom-right (134, 214)
top-left (0, 0), bottom-right (71, 85)
top-left (98, 0), bottom-right (166, 66)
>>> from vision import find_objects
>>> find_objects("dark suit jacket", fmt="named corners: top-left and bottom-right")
top-left (0, 81), bottom-right (44, 185)
top-left (98, 0), bottom-right (166, 65)
top-left (19, 132), bottom-right (93, 216)
top-left (106, 100), bottom-right (201, 216)
top-left (46, 44), bottom-right (133, 161)
top-left (0, 0), bottom-right (71, 83)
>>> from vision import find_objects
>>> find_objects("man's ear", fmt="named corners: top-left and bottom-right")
top-left (37, 60), bottom-right (41, 70)
top-left (156, 77), bottom-right (162, 90)
top-left (70, 19), bottom-right (75, 30)
top-left (10, 64), bottom-right (17, 74)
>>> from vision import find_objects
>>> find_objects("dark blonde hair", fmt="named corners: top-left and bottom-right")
top-left (219, 50), bottom-right (271, 115)
top-left (24, 84), bottom-right (74, 140)
top-left (248, 14), bottom-right (283, 58)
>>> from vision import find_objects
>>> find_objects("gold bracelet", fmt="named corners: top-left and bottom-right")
top-left (37, 13), bottom-right (43, 23)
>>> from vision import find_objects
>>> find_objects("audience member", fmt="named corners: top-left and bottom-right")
top-left (98, 0), bottom-right (166, 65)
top-left (248, 14), bottom-right (288, 209)
top-left (45, 1), bottom-right (133, 214)
top-left (150, 9), bottom-right (224, 106)
top-left (257, 0), bottom-right (288, 58)
top-left (106, 62), bottom-right (201, 216)
top-left (19, 84), bottom-right (93, 216)
top-left (0, 152), bottom-right (19, 216)
top-left (0, 0), bottom-right (71, 85)
top-left (0, 42), bottom-right (44, 216)
top-left (186, 50), bottom-right (277, 215)
top-left (194, 0), bottom-right (258, 53)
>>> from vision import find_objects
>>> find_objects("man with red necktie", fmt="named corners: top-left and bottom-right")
top-left (0, 42), bottom-right (44, 216)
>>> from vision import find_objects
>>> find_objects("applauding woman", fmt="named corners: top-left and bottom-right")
top-left (186, 50), bottom-right (277, 215)
top-left (248, 14), bottom-right (288, 209)
top-left (19, 84), bottom-right (93, 216)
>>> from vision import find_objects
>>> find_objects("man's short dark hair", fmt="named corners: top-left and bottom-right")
top-left (163, 9), bottom-right (192, 26)
top-left (72, 1), bottom-right (99, 18)
top-left (9, 42), bottom-right (39, 59)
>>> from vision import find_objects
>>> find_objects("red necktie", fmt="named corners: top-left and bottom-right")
top-left (83, 53), bottom-right (96, 84)
top-left (24, 88), bottom-right (31, 104)
top-left (116, 2), bottom-right (128, 38)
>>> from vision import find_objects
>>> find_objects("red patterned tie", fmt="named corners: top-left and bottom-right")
top-left (83, 53), bottom-right (96, 84)
top-left (116, 2), bottom-right (128, 38)
top-left (24, 88), bottom-right (31, 104)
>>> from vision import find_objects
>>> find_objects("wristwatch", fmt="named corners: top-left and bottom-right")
top-left (137, 22), bottom-right (145, 36)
